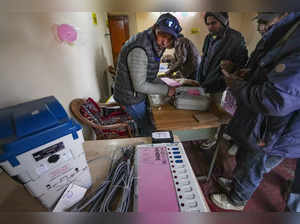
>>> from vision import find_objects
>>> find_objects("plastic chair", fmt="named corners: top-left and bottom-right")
top-left (70, 98), bottom-right (134, 140)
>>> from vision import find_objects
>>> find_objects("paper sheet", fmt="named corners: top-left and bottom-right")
top-left (52, 183), bottom-right (87, 212)
top-left (160, 77), bottom-right (181, 87)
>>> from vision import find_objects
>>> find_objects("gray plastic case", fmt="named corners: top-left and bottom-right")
top-left (174, 87), bottom-right (211, 111)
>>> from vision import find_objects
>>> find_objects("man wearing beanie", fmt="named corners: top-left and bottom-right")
top-left (198, 12), bottom-right (248, 150)
top-left (198, 12), bottom-right (248, 95)
top-left (253, 12), bottom-right (285, 36)
top-left (114, 13), bottom-right (182, 137)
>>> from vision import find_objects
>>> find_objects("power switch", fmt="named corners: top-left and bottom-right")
top-left (48, 154), bottom-right (60, 163)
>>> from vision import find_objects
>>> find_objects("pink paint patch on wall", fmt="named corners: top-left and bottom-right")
top-left (56, 24), bottom-right (78, 44)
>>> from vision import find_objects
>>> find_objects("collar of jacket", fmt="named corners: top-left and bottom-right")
top-left (147, 28), bottom-right (165, 58)
top-left (246, 12), bottom-right (300, 71)
top-left (209, 26), bottom-right (228, 41)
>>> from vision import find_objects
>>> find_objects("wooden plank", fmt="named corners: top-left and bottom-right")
top-left (151, 103), bottom-right (225, 131)
top-left (193, 113), bottom-right (219, 125)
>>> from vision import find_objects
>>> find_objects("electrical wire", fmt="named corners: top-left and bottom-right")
top-left (71, 145), bottom-right (135, 213)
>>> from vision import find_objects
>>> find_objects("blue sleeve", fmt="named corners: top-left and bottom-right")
top-left (234, 53), bottom-right (300, 116)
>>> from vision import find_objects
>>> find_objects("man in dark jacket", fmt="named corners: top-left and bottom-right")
top-left (165, 35), bottom-right (201, 80)
top-left (252, 12), bottom-right (285, 37)
top-left (198, 12), bottom-right (248, 150)
top-left (253, 13), bottom-right (271, 36)
top-left (114, 13), bottom-right (182, 136)
top-left (198, 12), bottom-right (248, 94)
top-left (210, 12), bottom-right (300, 211)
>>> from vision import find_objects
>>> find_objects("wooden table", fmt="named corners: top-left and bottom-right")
top-left (151, 102), bottom-right (232, 181)
top-left (151, 102), bottom-right (230, 131)
top-left (0, 137), bottom-right (179, 212)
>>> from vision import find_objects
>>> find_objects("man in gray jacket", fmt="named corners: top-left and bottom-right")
top-left (114, 13), bottom-right (182, 136)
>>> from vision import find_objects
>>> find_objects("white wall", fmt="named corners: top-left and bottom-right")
top-left (239, 12), bottom-right (261, 54)
top-left (0, 12), bottom-right (113, 111)
top-left (0, 12), bottom-right (113, 140)
top-left (135, 12), bottom-right (261, 55)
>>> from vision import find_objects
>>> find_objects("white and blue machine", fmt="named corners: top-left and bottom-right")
top-left (0, 96), bottom-right (92, 209)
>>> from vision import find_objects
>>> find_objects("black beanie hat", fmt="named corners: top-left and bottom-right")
top-left (204, 12), bottom-right (229, 27)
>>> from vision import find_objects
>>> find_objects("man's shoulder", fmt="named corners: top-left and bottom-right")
top-left (124, 29), bottom-right (152, 50)
top-left (227, 28), bottom-right (245, 40)
top-left (129, 30), bottom-right (147, 42)
top-left (177, 37), bottom-right (192, 46)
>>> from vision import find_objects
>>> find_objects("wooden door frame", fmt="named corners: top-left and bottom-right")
top-left (107, 14), bottom-right (130, 67)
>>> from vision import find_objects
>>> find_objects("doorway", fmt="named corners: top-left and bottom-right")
top-left (107, 14), bottom-right (130, 67)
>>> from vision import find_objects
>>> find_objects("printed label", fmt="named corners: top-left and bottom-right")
top-left (141, 147), bottom-right (167, 165)
top-left (48, 164), bottom-right (73, 181)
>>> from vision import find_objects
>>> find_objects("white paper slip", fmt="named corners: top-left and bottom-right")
top-left (152, 131), bottom-right (171, 139)
top-left (52, 183), bottom-right (87, 212)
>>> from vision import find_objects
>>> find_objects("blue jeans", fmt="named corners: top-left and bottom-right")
top-left (124, 100), bottom-right (154, 137)
top-left (229, 145), bottom-right (283, 206)
top-left (287, 159), bottom-right (300, 212)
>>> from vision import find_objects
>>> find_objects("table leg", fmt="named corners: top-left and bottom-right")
top-left (197, 124), bottom-right (226, 182)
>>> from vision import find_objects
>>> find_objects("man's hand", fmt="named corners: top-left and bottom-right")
top-left (164, 70), bottom-right (172, 77)
top-left (222, 68), bottom-right (249, 89)
top-left (220, 60), bottom-right (250, 79)
top-left (220, 60), bottom-right (237, 74)
top-left (175, 78), bottom-right (200, 86)
top-left (220, 60), bottom-right (249, 89)
top-left (167, 87), bottom-right (176, 97)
